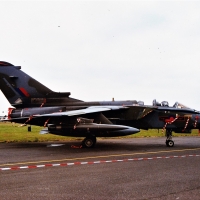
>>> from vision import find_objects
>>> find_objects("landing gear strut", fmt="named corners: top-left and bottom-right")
top-left (165, 129), bottom-right (174, 147)
top-left (82, 135), bottom-right (96, 148)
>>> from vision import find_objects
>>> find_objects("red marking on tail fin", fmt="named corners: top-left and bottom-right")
top-left (19, 88), bottom-right (30, 97)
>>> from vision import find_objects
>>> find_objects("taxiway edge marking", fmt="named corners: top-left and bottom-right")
top-left (1, 147), bottom-right (200, 167)
top-left (1, 154), bottom-right (200, 171)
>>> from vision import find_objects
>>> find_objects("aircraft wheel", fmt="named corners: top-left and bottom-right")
top-left (82, 136), bottom-right (96, 148)
top-left (166, 140), bottom-right (174, 147)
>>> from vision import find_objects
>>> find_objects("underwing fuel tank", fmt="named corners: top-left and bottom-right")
top-left (45, 123), bottom-right (139, 137)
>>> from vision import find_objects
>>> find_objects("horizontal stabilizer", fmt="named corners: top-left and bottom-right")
top-left (46, 92), bottom-right (71, 98)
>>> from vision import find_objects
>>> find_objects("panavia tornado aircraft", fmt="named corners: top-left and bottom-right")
top-left (0, 61), bottom-right (199, 148)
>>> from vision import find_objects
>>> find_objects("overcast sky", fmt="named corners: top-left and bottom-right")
top-left (1, 0), bottom-right (200, 114)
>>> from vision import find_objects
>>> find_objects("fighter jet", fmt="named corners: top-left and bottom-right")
top-left (0, 61), bottom-right (199, 147)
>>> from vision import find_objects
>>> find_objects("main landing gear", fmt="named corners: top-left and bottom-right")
top-left (165, 129), bottom-right (174, 147)
top-left (82, 135), bottom-right (96, 148)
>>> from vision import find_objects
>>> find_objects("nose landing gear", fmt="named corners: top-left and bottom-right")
top-left (165, 129), bottom-right (174, 147)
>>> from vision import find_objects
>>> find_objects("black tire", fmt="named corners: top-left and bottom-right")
top-left (82, 136), bottom-right (96, 148)
top-left (166, 140), bottom-right (174, 147)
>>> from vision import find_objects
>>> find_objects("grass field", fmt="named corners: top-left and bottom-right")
top-left (0, 122), bottom-right (199, 143)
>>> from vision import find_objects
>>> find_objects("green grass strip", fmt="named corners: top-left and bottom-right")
top-left (0, 122), bottom-right (199, 143)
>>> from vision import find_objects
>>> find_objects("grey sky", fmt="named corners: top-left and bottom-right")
top-left (1, 1), bottom-right (200, 114)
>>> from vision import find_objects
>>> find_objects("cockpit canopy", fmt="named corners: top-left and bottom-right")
top-left (152, 99), bottom-right (190, 108)
top-left (173, 102), bottom-right (190, 109)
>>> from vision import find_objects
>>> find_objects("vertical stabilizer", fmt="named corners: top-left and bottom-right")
top-left (0, 62), bottom-right (56, 107)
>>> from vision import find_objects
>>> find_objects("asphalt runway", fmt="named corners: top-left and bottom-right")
top-left (1, 137), bottom-right (200, 200)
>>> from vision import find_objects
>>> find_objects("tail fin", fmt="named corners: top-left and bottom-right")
top-left (0, 61), bottom-right (81, 108)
